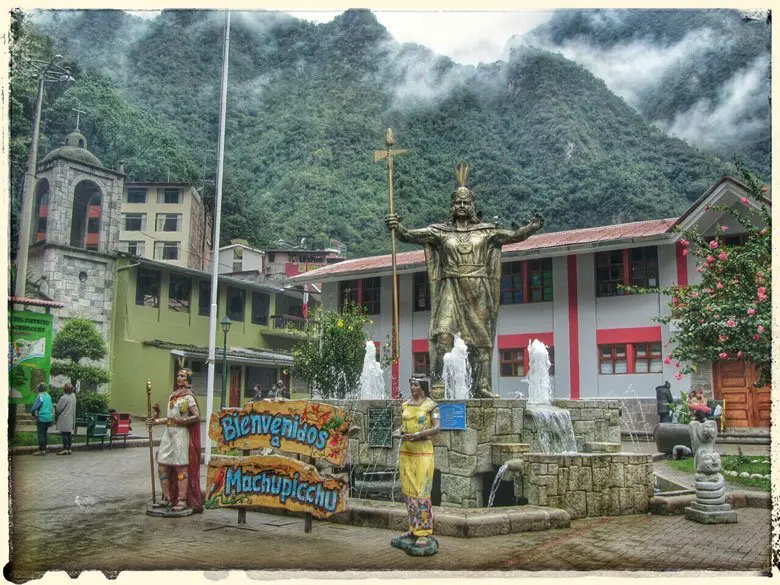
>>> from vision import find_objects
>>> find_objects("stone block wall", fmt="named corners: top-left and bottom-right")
top-left (515, 453), bottom-right (654, 518)
top-left (325, 398), bottom-right (622, 509)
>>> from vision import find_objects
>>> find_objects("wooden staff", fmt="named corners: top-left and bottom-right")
top-left (146, 378), bottom-right (156, 504)
top-left (374, 128), bottom-right (408, 361)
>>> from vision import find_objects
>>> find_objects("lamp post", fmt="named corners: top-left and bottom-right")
top-left (220, 315), bottom-right (232, 409)
top-left (14, 55), bottom-right (74, 298)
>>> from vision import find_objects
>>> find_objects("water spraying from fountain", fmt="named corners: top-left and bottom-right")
top-left (359, 340), bottom-right (386, 400)
top-left (487, 461), bottom-right (511, 508)
top-left (443, 333), bottom-right (472, 400)
top-left (525, 339), bottom-right (577, 454)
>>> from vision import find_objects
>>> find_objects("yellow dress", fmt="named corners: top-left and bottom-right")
top-left (399, 397), bottom-right (436, 536)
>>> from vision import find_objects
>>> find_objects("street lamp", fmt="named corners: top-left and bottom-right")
top-left (219, 315), bottom-right (232, 409)
top-left (14, 54), bottom-right (75, 298)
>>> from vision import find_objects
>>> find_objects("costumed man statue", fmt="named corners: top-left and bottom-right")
top-left (146, 368), bottom-right (204, 516)
top-left (385, 163), bottom-right (544, 398)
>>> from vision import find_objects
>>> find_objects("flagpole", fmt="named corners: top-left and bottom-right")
top-left (205, 10), bottom-right (231, 466)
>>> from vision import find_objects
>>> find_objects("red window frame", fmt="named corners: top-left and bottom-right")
top-left (599, 344), bottom-right (628, 374)
top-left (413, 352), bottom-right (430, 376)
top-left (339, 278), bottom-right (381, 315)
top-left (500, 349), bottom-right (525, 377)
top-left (413, 272), bottom-right (430, 311)
top-left (633, 342), bottom-right (663, 374)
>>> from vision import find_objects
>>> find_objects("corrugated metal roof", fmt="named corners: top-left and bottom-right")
top-left (289, 218), bottom-right (676, 281)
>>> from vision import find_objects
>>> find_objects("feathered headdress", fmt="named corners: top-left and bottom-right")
top-left (452, 161), bottom-right (475, 202)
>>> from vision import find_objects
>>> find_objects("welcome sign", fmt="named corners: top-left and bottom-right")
top-left (208, 400), bottom-right (350, 465)
top-left (205, 455), bottom-right (348, 518)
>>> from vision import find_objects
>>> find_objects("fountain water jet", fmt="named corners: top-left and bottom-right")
top-left (359, 340), bottom-right (386, 400)
top-left (443, 333), bottom-right (471, 400)
top-left (525, 339), bottom-right (577, 454)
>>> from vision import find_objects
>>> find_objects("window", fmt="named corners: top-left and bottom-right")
top-left (339, 278), bottom-right (380, 314)
top-left (596, 246), bottom-right (658, 297)
top-left (413, 272), bottom-right (430, 311)
top-left (629, 247), bottom-right (658, 288)
top-left (500, 349), bottom-right (524, 377)
top-left (87, 218), bottom-right (100, 234)
top-left (126, 188), bottom-right (147, 204)
top-left (156, 213), bottom-right (182, 232)
top-left (547, 347), bottom-right (555, 376)
top-left (599, 344), bottom-right (628, 374)
top-left (154, 242), bottom-right (180, 260)
top-left (339, 280), bottom-right (359, 308)
top-left (198, 281), bottom-right (211, 316)
top-left (722, 235), bottom-right (747, 247)
top-left (37, 217), bottom-right (47, 234)
top-left (136, 268), bottom-right (160, 307)
top-left (123, 213), bottom-right (146, 232)
top-left (268, 252), bottom-right (276, 263)
top-left (596, 250), bottom-right (625, 297)
top-left (634, 342), bottom-right (662, 373)
top-left (501, 262), bottom-right (523, 304)
top-left (169, 274), bottom-right (191, 312)
top-left (501, 259), bottom-right (553, 304)
top-left (413, 352), bottom-right (430, 375)
top-left (227, 286), bottom-right (246, 322)
top-left (233, 260), bottom-right (242, 273)
top-left (361, 277), bottom-right (381, 315)
top-left (528, 259), bottom-right (553, 302)
top-left (157, 188), bottom-right (181, 204)
top-left (252, 292), bottom-right (270, 325)
top-left (125, 241), bottom-right (146, 257)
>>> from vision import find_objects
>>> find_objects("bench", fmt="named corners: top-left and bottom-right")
top-left (84, 413), bottom-right (111, 448)
top-left (108, 412), bottom-right (133, 449)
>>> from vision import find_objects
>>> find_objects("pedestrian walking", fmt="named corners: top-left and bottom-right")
top-left (30, 383), bottom-right (54, 455)
top-left (55, 383), bottom-right (77, 455)
top-left (275, 379), bottom-right (290, 399)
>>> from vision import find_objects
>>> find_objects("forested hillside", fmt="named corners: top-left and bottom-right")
top-left (12, 8), bottom-right (760, 258)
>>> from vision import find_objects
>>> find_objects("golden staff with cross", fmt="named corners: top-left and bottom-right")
top-left (374, 128), bottom-right (407, 362)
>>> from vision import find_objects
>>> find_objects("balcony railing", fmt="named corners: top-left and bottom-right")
top-left (270, 314), bottom-right (308, 332)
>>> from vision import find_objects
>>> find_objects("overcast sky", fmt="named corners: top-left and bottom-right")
top-left (128, 10), bottom-right (555, 65)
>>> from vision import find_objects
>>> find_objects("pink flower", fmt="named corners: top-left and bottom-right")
top-left (719, 334), bottom-right (728, 342)
top-left (706, 255), bottom-right (715, 263)
top-left (681, 248), bottom-right (688, 256)
top-left (716, 282), bottom-right (724, 289)
top-left (679, 239), bottom-right (689, 247)
top-left (672, 296), bottom-right (678, 304)
top-left (664, 356), bottom-right (671, 365)
top-left (740, 197), bottom-right (749, 205)
top-left (757, 325), bottom-right (765, 334)
top-left (675, 362), bottom-right (680, 369)
top-left (703, 288), bottom-right (713, 294)
top-left (664, 341), bottom-right (669, 348)
top-left (709, 240), bottom-right (719, 250)
top-left (674, 372), bottom-right (682, 380)
top-left (726, 319), bottom-right (736, 328)
top-left (699, 320), bottom-right (705, 324)
top-left (718, 352), bottom-right (728, 359)
top-left (737, 351), bottom-right (744, 358)
top-left (720, 225), bottom-right (729, 232)
top-left (753, 334), bottom-right (761, 341)
top-left (747, 308), bottom-right (756, 316)
top-left (718, 252), bottom-right (728, 261)
top-left (762, 186), bottom-right (768, 193)
top-left (758, 286), bottom-right (766, 295)
top-left (696, 266), bottom-right (703, 273)
top-left (760, 228), bottom-right (768, 235)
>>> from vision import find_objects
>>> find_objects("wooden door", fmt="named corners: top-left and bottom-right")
top-left (229, 366), bottom-right (242, 407)
top-left (713, 361), bottom-right (770, 428)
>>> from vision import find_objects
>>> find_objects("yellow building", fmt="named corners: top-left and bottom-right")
top-left (119, 182), bottom-right (212, 270)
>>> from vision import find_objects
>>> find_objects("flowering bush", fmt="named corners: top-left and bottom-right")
top-left (292, 301), bottom-right (375, 399)
top-left (656, 164), bottom-right (771, 386)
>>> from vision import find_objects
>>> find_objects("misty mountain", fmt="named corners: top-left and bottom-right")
top-left (514, 8), bottom-right (771, 178)
top-left (15, 9), bottom-right (747, 258)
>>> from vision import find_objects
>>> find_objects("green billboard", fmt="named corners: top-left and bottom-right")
top-left (9, 311), bottom-right (54, 405)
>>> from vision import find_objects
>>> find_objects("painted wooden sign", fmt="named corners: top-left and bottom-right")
top-left (205, 455), bottom-right (348, 518)
top-left (208, 401), bottom-right (350, 465)
top-left (438, 402), bottom-right (467, 430)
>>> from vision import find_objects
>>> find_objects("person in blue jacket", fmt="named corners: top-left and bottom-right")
top-left (31, 383), bottom-right (54, 455)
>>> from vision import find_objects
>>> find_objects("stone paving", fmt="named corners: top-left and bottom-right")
top-left (7, 444), bottom-right (773, 581)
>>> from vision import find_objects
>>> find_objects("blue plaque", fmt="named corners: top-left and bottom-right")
top-left (438, 403), bottom-right (467, 431)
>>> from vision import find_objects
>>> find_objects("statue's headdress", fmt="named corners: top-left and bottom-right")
top-left (177, 367), bottom-right (193, 387)
top-left (452, 161), bottom-right (475, 202)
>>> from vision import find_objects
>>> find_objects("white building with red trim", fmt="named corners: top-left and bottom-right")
top-left (290, 177), bottom-right (768, 425)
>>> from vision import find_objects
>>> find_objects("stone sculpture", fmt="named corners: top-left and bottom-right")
top-left (385, 163), bottom-right (544, 398)
top-left (684, 419), bottom-right (737, 523)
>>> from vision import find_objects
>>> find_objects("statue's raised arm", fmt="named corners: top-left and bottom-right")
top-left (490, 212), bottom-right (545, 246)
top-left (385, 213), bottom-right (438, 245)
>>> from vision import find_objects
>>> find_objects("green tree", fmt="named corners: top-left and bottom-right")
top-left (292, 302), bottom-right (373, 399)
top-left (655, 164), bottom-right (771, 386)
top-left (51, 318), bottom-right (112, 387)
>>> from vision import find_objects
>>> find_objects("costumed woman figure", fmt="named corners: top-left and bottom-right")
top-left (385, 163), bottom-right (544, 398)
top-left (392, 377), bottom-right (440, 555)
top-left (146, 368), bottom-right (204, 514)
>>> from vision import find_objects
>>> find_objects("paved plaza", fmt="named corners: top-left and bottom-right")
top-left (7, 443), bottom-right (773, 580)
